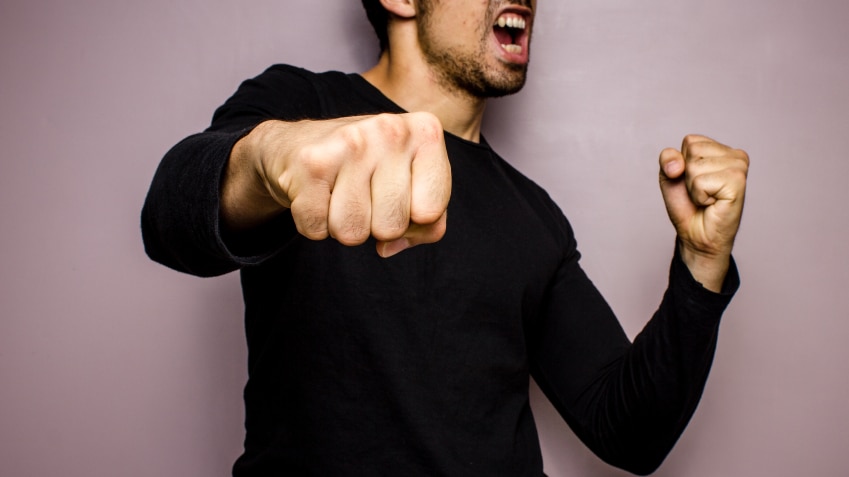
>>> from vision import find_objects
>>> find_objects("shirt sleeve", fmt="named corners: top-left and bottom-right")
top-left (140, 65), bottom-right (322, 276)
top-left (529, 240), bottom-right (739, 475)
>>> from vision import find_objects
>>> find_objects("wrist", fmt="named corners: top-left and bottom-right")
top-left (221, 121), bottom-right (287, 230)
top-left (678, 239), bottom-right (730, 293)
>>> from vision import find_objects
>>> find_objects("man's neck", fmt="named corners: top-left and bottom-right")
top-left (361, 49), bottom-right (487, 143)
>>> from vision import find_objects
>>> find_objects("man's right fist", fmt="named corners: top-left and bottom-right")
top-left (223, 112), bottom-right (452, 258)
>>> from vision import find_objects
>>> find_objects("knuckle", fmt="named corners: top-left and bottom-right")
top-left (414, 112), bottom-right (443, 143)
top-left (332, 222), bottom-right (370, 246)
top-left (292, 208), bottom-right (329, 241)
top-left (290, 195), bottom-right (330, 240)
top-left (731, 167), bottom-right (748, 183)
top-left (682, 133), bottom-right (707, 146)
top-left (411, 202), bottom-right (445, 225)
top-left (689, 173), bottom-right (708, 191)
top-left (296, 145), bottom-right (336, 180)
top-left (735, 148), bottom-right (751, 166)
top-left (337, 124), bottom-right (367, 155)
top-left (329, 196), bottom-right (371, 245)
top-left (686, 141), bottom-right (708, 159)
top-left (372, 113), bottom-right (409, 144)
top-left (413, 212), bottom-right (443, 228)
top-left (413, 174), bottom-right (451, 222)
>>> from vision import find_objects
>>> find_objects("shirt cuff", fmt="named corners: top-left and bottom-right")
top-left (669, 246), bottom-right (740, 316)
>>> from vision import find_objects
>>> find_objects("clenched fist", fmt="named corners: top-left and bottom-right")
top-left (222, 112), bottom-right (452, 257)
top-left (659, 134), bottom-right (749, 292)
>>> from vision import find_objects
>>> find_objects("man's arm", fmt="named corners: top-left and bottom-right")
top-left (530, 135), bottom-right (747, 474)
top-left (143, 113), bottom-right (451, 276)
top-left (531, 243), bottom-right (740, 476)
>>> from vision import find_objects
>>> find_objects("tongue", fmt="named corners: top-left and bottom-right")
top-left (493, 26), bottom-right (514, 45)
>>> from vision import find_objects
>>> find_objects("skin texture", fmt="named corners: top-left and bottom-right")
top-left (659, 135), bottom-right (749, 291)
top-left (416, 0), bottom-right (534, 98)
top-left (222, 112), bottom-right (451, 258)
top-left (220, 0), bottom-right (749, 287)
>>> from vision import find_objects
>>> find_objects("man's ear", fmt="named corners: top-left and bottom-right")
top-left (379, 0), bottom-right (416, 19)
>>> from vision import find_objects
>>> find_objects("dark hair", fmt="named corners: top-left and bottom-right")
top-left (362, 0), bottom-right (389, 51)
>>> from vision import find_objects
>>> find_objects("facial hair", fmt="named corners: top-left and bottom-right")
top-left (417, 0), bottom-right (530, 99)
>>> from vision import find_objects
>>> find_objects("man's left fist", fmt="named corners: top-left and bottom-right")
top-left (659, 134), bottom-right (749, 290)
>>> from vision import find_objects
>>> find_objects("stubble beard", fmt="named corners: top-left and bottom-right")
top-left (417, 1), bottom-right (529, 100)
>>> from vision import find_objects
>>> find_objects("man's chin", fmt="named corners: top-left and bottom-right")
top-left (477, 71), bottom-right (528, 98)
top-left (427, 51), bottom-right (529, 99)
top-left (484, 79), bottom-right (527, 98)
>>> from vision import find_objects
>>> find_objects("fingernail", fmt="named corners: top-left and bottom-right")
top-left (666, 161), bottom-right (682, 176)
top-left (379, 238), bottom-right (410, 258)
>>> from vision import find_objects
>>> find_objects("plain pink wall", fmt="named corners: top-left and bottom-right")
top-left (2, 0), bottom-right (848, 475)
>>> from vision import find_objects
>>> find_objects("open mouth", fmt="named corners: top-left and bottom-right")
top-left (492, 12), bottom-right (529, 56)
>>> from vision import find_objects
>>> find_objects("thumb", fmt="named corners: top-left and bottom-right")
top-left (658, 148), bottom-right (694, 229)
top-left (376, 211), bottom-right (448, 258)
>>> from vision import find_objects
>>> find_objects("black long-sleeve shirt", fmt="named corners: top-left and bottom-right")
top-left (142, 65), bottom-right (739, 476)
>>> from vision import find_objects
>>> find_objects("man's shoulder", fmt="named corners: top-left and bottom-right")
top-left (260, 64), bottom-right (351, 83)
top-left (245, 64), bottom-right (353, 97)
top-left (211, 64), bottom-right (376, 125)
top-left (247, 64), bottom-right (394, 118)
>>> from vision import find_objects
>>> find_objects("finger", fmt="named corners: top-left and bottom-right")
top-left (289, 185), bottom-right (332, 241)
top-left (370, 150), bottom-right (412, 243)
top-left (408, 113), bottom-right (451, 225)
top-left (659, 170), bottom-right (696, 230)
top-left (681, 134), bottom-right (750, 168)
top-left (377, 211), bottom-right (448, 258)
top-left (286, 131), bottom-right (353, 241)
top-left (680, 143), bottom-right (749, 205)
top-left (683, 145), bottom-right (750, 171)
top-left (659, 147), bottom-right (685, 180)
top-left (681, 155), bottom-right (748, 203)
top-left (327, 162), bottom-right (373, 246)
top-left (659, 147), bottom-right (695, 229)
top-left (682, 135), bottom-right (723, 186)
top-left (687, 167), bottom-right (748, 208)
top-left (681, 133), bottom-right (717, 150)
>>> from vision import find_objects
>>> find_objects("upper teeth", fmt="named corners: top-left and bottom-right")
top-left (496, 14), bottom-right (526, 30)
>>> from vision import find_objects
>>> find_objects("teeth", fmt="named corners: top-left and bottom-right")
top-left (502, 44), bottom-right (523, 54)
top-left (495, 13), bottom-right (527, 54)
top-left (496, 14), bottom-right (526, 30)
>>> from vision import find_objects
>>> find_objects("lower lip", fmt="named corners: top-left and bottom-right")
top-left (491, 30), bottom-right (529, 65)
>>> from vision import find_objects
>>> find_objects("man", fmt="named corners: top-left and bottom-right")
top-left (142, 0), bottom-right (749, 475)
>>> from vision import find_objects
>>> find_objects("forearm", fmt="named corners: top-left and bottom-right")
top-left (142, 65), bottom-right (339, 274)
top-left (531, 252), bottom-right (739, 475)
top-left (141, 130), bottom-right (250, 276)
top-left (593, 255), bottom-right (734, 473)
